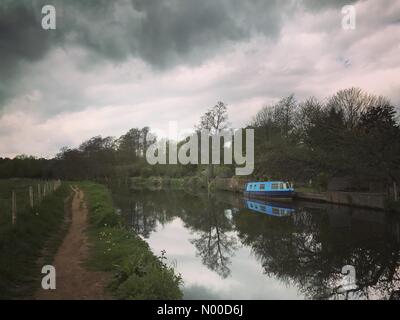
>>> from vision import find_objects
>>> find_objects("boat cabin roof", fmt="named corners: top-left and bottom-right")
top-left (247, 181), bottom-right (288, 186)
top-left (245, 181), bottom-right (293, 191)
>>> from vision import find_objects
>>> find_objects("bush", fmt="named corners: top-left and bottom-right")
top-left (314, 172), bottom-right (329, 192)
top-left (184, 176), bottom-right (206, 191)
top-left (0, 181), bottom-right (70, 299)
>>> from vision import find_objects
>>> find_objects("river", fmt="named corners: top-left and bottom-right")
top-left (111, 187), bottom-right (400, 300)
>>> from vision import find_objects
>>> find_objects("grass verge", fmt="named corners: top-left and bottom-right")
top-left (79, 181), bottom-right (183, 300)
top-left (0, 181), bottom-right (71, 299)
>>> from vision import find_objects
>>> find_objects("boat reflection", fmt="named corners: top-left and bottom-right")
top-left (110, 186), bottom-right (400, 300)
top-left (243, 198), bottom-right (295, 217)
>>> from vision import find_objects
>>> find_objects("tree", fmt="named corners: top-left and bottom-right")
top-left (355, 102), bottom-right (400, 189)
top-left (326, 87), bottom-right (380, 130)
top-left (197, 101), bottom-right (229, 179)
top-left (198, 101), bottom-right (229, 133)
top-left (117, 128), bottom-right (142, 163)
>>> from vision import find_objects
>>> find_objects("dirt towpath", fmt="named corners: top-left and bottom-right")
top-left (35, 186), bottom-right (110, 300)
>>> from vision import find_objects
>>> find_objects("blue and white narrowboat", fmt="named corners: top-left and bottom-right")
top-left (244, 199), bottom-right (295, 217)
top-left (243, 181), bottom-right (295, 200)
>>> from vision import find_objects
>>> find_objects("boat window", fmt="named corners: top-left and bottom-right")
top-left (271, 183), bottom-right (279, 190)
top-left (280, 183), bottom-right (284, 189)
top-left (260, 184), bottom-right (265, 190)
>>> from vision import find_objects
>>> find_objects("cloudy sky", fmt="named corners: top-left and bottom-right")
top-left (0, 0), bottom-right (399, 158)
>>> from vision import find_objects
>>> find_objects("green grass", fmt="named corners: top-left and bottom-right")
top-left (79, 181), bottom-right (183, 300)
top-left (0, 179), bottom-right (71, 299)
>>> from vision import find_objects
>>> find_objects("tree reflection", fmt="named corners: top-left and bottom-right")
top-left (111, 185), bottom-right (400, 299)
top-left (112, 190), bottom-right (177, 238)
top-left (188, 195), bottom-right (238, 278)
top-left (112, 187), bottom-right (239, 278)
top-left (234, 204), bottom-right (400, 300)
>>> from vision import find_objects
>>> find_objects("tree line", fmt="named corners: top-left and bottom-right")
top-left (0, 87), bottom-right (399, 192)
top-left (250, 88), bottom-right (400, 191)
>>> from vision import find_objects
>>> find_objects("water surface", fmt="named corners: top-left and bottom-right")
top-left (111, 188), bottom-right (400, 300)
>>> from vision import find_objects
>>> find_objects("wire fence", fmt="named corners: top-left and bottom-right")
top-left (0, 179), bottom-right (62, 227)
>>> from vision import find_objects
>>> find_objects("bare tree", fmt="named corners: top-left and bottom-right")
top-left (198, 101), bottom-right (229, 133)
top-left (196, 102), bottom-right (229, 180)
top-left (326, 88), bottom-right (389, 130)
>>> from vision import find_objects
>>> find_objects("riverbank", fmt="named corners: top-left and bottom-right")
top-left (79, 182), bottom-right (183, 299)
top-left (120, 176), bottom-right (398, 212)
top-left (294, 191), bottom-right (387, 210)
top-left (0, 180), bottom-right (70, 299)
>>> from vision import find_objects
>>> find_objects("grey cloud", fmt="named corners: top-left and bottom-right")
top-left (63, 0), bottom-right (288, 67)
top-left (301, 0), bottom-right (359, 11)
top-left (0, 0), bottom-right (365, 110)
top-left (0, 1), bottom-right (54, 106)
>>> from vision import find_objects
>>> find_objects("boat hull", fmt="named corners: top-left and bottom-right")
top-left (243, 190), bottom-right (295, 201)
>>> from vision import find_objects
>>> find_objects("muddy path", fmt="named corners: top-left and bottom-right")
top-left (35, 186), bottom-right (110, 300)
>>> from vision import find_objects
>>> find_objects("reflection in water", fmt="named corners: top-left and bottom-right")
top-left (188, 196), bottom-right (239, 279)
top-left (244, 198), bottom-right (295, 217)
top-left (111, 187), bottom-right (400, 300)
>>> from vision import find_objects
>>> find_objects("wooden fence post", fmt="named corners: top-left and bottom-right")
top-left (12, 191), bottom-right (16, 225)
top-left (29, 186), bottom-right (34, 208)
top-left (38, 184), bottom-right (42, 203)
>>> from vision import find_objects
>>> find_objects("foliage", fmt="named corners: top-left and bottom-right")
top-left (0, 180), bottom-right (70, 299)
top-left (0, 90), bottom-right (399, 195)
top-left (80, 182), bottom-right (183, 300)
top-left (250, 88), bottom-right (400, 192)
